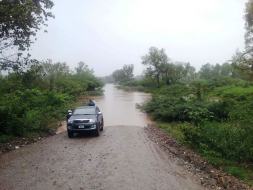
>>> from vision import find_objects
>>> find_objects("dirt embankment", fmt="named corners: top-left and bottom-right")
top-left (145, 124), bottom-right (253, 190)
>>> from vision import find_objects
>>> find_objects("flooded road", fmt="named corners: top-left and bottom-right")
top-left (57, 84), bottom-right (154, 133)
top-left (91, 84), bottom-right (154, 127)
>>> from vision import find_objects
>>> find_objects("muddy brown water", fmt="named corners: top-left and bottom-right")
top-left (57, 84), bottom-right (154, 133)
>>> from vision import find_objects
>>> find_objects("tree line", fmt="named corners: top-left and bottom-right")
top-left (107, 46), bottom-right (241, 87)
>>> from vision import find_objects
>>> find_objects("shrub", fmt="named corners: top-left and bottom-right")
top-left (221, 86), bottom-right (253, 99)
top-left (0, 89), bottom-right (73, 136)
top-left (155, 84), bottom-right (192, 96)
top-left (207, 76), bottom-right (239, 87)
top-left (226, 167), bottom-right (247, 180)
top-left (124, 80), bottom-right (139, 87)
top-left (179, 120), bottom-right (253, 162)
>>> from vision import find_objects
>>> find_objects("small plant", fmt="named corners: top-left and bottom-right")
top-left (226, 167), bottom-right (247, 180)
top-left (0, 135), bottom-right (11, 143)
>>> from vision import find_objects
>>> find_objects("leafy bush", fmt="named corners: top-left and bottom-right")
top-left (137, 95), bottom-right (233, 123)
top-left (207, 76), bottom-right (240, 87)
top-left (83, 89), bottom-right (104, 96)
top-left (226, 167), bottom-right (247, 180)
top-left (139, 78), bottom-right (159, 88)
top-left (212, 85), bottom-right (236, 96)
top-left (124, 80), bottom-right (139, 87)
top-left (179, 117), bottom-right (253, 163)
top-left (221, 86), bottom-right (253, 99)
top-left (0, 134), bottom-right (11, 143)
top-left (154, 84), bottom-right (192, 96)
top-left (211, 85), bottom-right (253, 100)
top-left (206, 100), bottom-right (234, 121)
top-left (0, 89), bottom-right (73, 136)
top-left (189, 79), bottom-right (208, 86)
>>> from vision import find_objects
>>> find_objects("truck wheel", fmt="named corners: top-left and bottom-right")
top-left (100, 119), bottom-right (104, 131)
top-left (68, 131), bottom-right (74, 138)
top-left (94, 123), bottom-right (100, 137)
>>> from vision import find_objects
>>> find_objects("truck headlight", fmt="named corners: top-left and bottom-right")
top-left (89, 119), bottom-right (97, 123)
top-left (68, 119), bottom-right (74, 123)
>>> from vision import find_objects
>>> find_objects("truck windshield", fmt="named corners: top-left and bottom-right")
top-left (73, 108), bottom-right (96, 115)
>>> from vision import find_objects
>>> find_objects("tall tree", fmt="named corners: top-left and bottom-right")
top-left (75, 61), bottom-right (94, 76)
top-left (231, 0), bottom-right (253, 80)
top-left (160, 62), bottom-right (190, 85)
top-left (220, 62), bottom-right (232, 76)
top-left (0, 0), bottom-right (54, 71)
top-left (112, 69), bottom-right (125, 84)
top-left (244, 0), bottom-right (253, 53)
top-left (181, 65), bottom-right (198, 82)
top-left (199, 63), bottom-right (213, 79)
top-left (141, 47), bottom-right (168, 86)
top-left (122, 64), bottom-right (134, 81)
top-left (232, 50), bottom-right (253, 80)
top-left (112, 64), bottom-right (134, 84)
top-left (212, 63), bottom-right (221, 77)
top-left (41, 59), bottom-right (70, 91)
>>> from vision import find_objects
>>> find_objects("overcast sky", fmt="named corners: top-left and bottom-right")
top-left (30, 0), bottom-right (247, 77)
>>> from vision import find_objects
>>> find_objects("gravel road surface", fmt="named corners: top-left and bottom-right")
top-left (0, 126), bottom-right (202, 190)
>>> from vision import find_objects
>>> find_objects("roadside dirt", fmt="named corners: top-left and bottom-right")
top-left (0, 125), bottom-right (203, 190)
top-left (145, 124), bottom-right (253, 190)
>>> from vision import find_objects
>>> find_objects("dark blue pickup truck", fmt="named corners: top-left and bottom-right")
top-left (66, 106), bottom-right (104, 138)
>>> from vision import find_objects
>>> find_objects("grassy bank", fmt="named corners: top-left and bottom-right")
top-left (157, 122), bottom-right (253, 185)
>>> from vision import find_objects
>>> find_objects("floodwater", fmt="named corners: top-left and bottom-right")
top-left (57, 84), bottom-right (154, 133)
top-left (92, 83), bottom-right (154, 127)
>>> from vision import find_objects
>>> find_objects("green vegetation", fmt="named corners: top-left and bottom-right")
top-left (0, 60), bottom-right (104, 142)
top-left (111, 44), bottom-right (253, 184)
top-left (112, 64), bottom-right (134, 85)
top-left (0, 1), bottom-right (105, 143)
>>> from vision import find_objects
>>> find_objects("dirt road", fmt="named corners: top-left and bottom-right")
top-left (0, 126), bottom-right (202, 190)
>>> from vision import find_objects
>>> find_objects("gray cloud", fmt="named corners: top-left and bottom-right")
top-left (30, 0), bottom-right (247, 77)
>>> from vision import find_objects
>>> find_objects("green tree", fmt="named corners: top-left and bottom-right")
top-left (160, 62), bottom-right (190, 85)
top-left (0, 0), bottom-right (54, 71)
top-left (220, 62), bottom-right (233, 76)
top-left (74, 61), bottom-right (104, 91)
top-left (112, 64), bottom-right (134, 84)
top-left (181, 65), bottom-right (198, 82)
top-left (123, 64), bottom-right (134, 81)
top-left (75, 61), bottom-right (94, 76)
top-left (212, 63), bottom-right (221, 77)
top-left (141, 47), bottom-right (167, 86)
top-left (199, 63), bottom-right (213, 79)
top-left (231, 0), bottom-right (253, 80)
top-left (41, 59), bottom-right (70, 91)
top-left (232, 50), bottom-right (253, 80)
top-left (112, 69), bottom-right (125, 84)
top-left (244, 0), bottom-right (253, 53)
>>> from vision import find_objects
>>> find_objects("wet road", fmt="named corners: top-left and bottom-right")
top-left (0, 126), bottom-right (202, 190)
